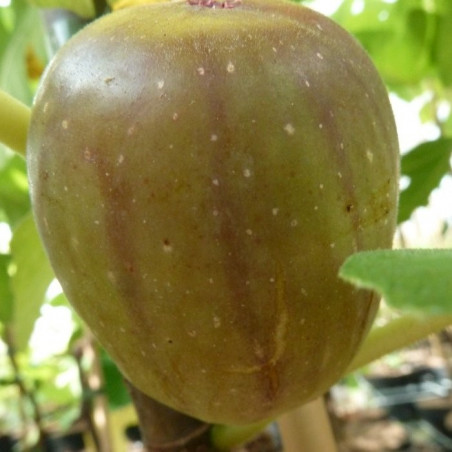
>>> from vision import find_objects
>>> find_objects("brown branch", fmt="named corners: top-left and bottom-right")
top-left (124, 380), bottom-right (213, 451)
top-left (4, 326), bottom-right (47, 449)
top-left (73, 336), bottom-right (113, 452)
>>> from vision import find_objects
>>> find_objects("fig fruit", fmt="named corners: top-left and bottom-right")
top-left (27, 0), bottom-right (399, 425)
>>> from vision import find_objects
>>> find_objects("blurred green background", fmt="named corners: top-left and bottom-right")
top-left (1, 0), bottom-right (452, 450)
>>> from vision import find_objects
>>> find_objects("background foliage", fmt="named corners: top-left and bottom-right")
top-left (0, 0), bottom-right (451, 449)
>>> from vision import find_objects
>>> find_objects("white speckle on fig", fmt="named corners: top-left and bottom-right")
top-left (246, 229), bottom-right (253, 236)
top-left (197, 67), bottom-right (205, 75)
top-left (243, 168), bottom-right (252, 177)
top-left (366, 149), bottom-right (374, 162)
top-left (316, 52), bottom-right (324, 60)
top-left (61, 119), bottom-right (68, 129)
top-left (305, 79), bottom-right (311, 87)
top-left (210, 134), bottom-right (218, 142)
top-left (117, 154), bottom-right (125, 165)
top-left (127, 125), bottom-right (136, 135)
top-left (290, 219), bottom-right (298, 227)
top-left (284, 123), bottom-right (295, 135)
top-left (213, 316), bottom-right (221, 328)
top-left (120, 327), bottom-right (126, 333)
top-left (157, 80), bottom-right (165, 89)
top-left (43, 102), bottom-right (49, 113)
top-left (272, 207), bottom-right (279, 216)
top-left (226, 61), bottom-right (235, 73)
top-left (212, 178), bottom-right (219, 186)
top-left (172, 112), bottom-right (178, 120)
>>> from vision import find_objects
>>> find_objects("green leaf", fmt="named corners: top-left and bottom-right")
top-left (29, 0), bottom-right (97, 19)
top-left (0, 153), bottom-right (30, 227)
top-left (333, 1), bottom-right (435, 87)
top-left (0, 0), bottom-right (46, 106)
top-left (10, 214), bottom-right (54, 350)
top-left (339, 249), bottom-right (452, 315)
top-left (0, 254), bottom-right (13, 324)
top-left (364, 10), bottom-right (433, 86)
top-left (398, 138), bottom-right (452, 223)
top-left (433, 4), bottom-right (452, 86)
top-left (333, 0), bottom-right (402, 34)
top-left (100, 349), bottom-right (131, 410)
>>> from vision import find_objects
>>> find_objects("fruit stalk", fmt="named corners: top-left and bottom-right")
top-left (0, 88), bottom-right (30, 157)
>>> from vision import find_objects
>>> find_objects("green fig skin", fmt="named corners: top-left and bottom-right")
top-left (27, 0), bottom-right (399, 425)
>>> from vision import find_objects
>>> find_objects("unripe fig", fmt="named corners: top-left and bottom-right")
top-left (27, 0), bottom-right (399, 425)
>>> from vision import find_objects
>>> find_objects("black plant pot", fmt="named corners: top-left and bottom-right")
top-left (45, 432), bottom-right (85, 452)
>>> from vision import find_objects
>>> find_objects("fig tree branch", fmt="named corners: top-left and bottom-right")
top-left (277, 398), bottom-right (337, 452)
top-left (4, 326), bottom-right (47, 449)
top-left (0, 89), bottom-right (30, 157)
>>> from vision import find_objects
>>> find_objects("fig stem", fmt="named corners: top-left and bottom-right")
top-left (210, 419), bottom-right (271, 450)
top-left (0, 89), bottom-right (30, 157)
top-left (346, 313), bottom-right (452, 373)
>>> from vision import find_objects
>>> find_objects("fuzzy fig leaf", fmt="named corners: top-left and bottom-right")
top-left (339, 249), bottom-right (452, 315)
